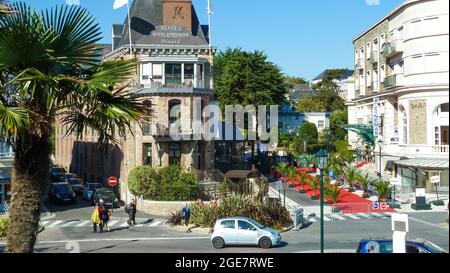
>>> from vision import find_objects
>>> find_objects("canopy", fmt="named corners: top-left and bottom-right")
top-left (340, 124), bottom-right (375, 146)
top-left (394, 158), bottom-right (449, 170)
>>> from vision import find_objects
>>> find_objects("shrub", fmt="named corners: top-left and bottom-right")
top-left (166, 210), bottom-right (183, 227)
top-left (188, 194), bottom-right (293, 230)
top-left (128, 164), bottom-right (200, 201)
top-left (0, 216), bottom-right (9, 238)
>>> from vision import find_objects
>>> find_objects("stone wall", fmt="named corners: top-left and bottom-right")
top-left (409, 99), bottom-right (427, 144)
top-left (136, 199), bottom-right (210, 216)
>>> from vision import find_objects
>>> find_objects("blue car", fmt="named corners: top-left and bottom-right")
top-left (357, 238), bottom-right (448, 253)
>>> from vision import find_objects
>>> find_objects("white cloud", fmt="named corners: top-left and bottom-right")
top-left (365, 0), bottom-right (381, 6)
top-left (66, 0), bottom-right (80, 5)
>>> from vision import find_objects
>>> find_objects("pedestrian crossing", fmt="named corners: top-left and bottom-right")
top-left (305, 212), bottom-right (392, 223)
top-left (40, 219), bottom-right (168, 229)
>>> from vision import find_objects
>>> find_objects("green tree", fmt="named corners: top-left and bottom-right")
top-left (213, 48), bottom-right (289, 108)
top-left (330, 108), bottom-right (348, 144)
top-left (298, 122), bottom-right (319, 153)
top-left (128, 166), bottom-right (159, 199)
top-left (294, 95), bottom-right (326, 113)
top-left (0, 3), bottom-right (143, 252)
top-left (312, 69), bottom-right (346, 113)
top-left (284, 76), bottom-right (308, 85)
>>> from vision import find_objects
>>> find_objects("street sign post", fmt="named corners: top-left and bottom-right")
top-left (107, 176), bottom-right (118, 212)
top-left (391, 213), bottom-right (409, 253)
top-left (431, 175), bottom-right (441, 204)
top-left (390, 178), bottom-right (401, 205)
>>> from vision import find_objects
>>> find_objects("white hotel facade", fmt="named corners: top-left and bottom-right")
top-left (347, 0), bottom-right (449, 194)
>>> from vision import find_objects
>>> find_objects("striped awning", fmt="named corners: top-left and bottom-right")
top-left (394, 158), bottom-right (449, 170)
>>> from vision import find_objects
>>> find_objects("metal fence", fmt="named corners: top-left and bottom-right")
top-left (332, 202), bottom-right (393, 220)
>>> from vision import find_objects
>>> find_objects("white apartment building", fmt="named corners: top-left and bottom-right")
top-left (347, 0), bottom-right (449, 194)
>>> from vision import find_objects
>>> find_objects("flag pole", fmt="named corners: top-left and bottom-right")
top-left (127, 0), bottom-right (133, 59)
top-left (207, 0), bottom-right (212, 60)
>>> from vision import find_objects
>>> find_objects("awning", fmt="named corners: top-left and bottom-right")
top-left (394, 158), bottom-right (449, 170)
top-left (224, 170), bottom-right (261, 180)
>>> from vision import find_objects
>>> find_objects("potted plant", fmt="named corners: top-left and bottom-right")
top-left (325, 183), bottom-right (342, 213)
top-left (343, 168), bottom-right (359, 192)
top-left (287, 167), bottom-right (298, 188)
top-left (275, 162), bottom-right (290, 188)
top-left (309, 176), bottom-right (320, 200)
top-left (297, 171), bottom-right (310, 193)
top-left (358, 173), bottom-right (374, 199)
top-left (375, 180), bottom-right (392, 203)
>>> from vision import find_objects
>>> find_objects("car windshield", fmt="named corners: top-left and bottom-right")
top-left (97, 189), bottom-right (114, 197)
top-left (69, 179), bottom-right (83, 185)
top-left (424, 241), bottom-right (448, 253)
top-left (54, 184), bottom-right (71, 193)
top-left (247, 219), bottom-right (265, 229)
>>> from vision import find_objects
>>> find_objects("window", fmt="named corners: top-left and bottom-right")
top-left (435, 127), bottom-right (440, 145)
top-left (152, 64), bottom-right (163, 79)
top-left (165, 63), bottom-right (182, 86)
top-left (318, 120), bottom-right (324, 129)
top-left (184, 64), bottom-right (194, 81)
top-left (238, 220), bottom-right (255, 231)
top-left (441, 103), bottom-right (449, 112)
top-left (142, 122), bottom-right (152, 136)
top-left (169, 143), bottom-right (181, 165)
top-left (402, 111), bottom-right (408, 145)
top-left (143, 144), bottom-right (152, 166)
top-left (168, 100), bottom-right (181, 124)
top-left (220, 220), bottom-right (235, 229)
top-left (142, 63), bottom-right (151, 80)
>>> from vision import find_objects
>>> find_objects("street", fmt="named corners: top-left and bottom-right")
top-left (1, 194), bottom-right (447, 253)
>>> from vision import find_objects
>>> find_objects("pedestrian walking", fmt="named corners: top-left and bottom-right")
top-left (181, 203), bottom-right (191, 233)
top-left (91, 203), bottom-right (101, 233)
top-left (126, 199), bottom-right (137, 226)
top-left (101, 205), bottom-right (112, 232)
top-left (98, 204), bottom-right (104, 233)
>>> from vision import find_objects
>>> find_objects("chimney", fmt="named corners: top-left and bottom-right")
top-left (162, 0), bottom-right (192, 33)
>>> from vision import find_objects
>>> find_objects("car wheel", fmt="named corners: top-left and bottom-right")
top-left (212, 237), bottom-right (225, 249)
top-left (259, 237), bottom-right (272, 249)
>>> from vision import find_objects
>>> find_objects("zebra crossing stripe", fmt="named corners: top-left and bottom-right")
top-left (47, 220), bottom-right (64, 228)
top-left (149, 220), bottom-right (162, 227)
top-left (41, 221), bottom-right (50, 226)
top-left (108, 220), bottom-right (119, 227)
top-left (371, 212), bottom-right (384, 218)
top-left (357, 213), bottom-right (371, 219)
top-left (308, 218), bottom-right (318, 223)
top-left (322, 216), bottom-right (331, 221)
top-left (332, 214), bottom-right (346, 221)
top-left (76, 220), bottom-right (90, 227)
top-left (346, 214), bottom-right (360, 220)
top-left (120, 221), bottom-right (129, 227)
top-left (61, 221), bottom-right (78, 227)
top-left (382, 212), bottom-right (392, 217)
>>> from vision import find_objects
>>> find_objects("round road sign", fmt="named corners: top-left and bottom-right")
top-left (108, 176), bottom-right (118, 187)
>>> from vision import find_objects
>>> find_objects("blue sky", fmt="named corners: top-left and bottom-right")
top-left (24, 0), bottom-right (404, 80)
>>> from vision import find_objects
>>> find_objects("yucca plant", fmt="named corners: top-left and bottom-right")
top-left (325, 183), bottom-right (342, 213)
top-left (297, 171), bottom-right (310, 193)
top-left (166, 210), bottom-right (183, 227)
top-left (275, 162), bottom-right (290, 186)
top-left (375, 180), bottom-right (391, 202)
top-left (357, 173), bottom-right (374, 198)
top-left (309, 176), bottom-right (320, 200)
top-left (262, 201), bottom-right (292, 230)
top-left (344, 168), bottom-right (359, 192)
top-left (0, 3), bottom-right (145, 252)
top-left (190, 202), bottom-right (218, 228)
top-left (287, 167), bottom-right (298, 188)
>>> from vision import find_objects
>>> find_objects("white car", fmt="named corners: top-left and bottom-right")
top-left (211, 217), bottom-right (282, 249)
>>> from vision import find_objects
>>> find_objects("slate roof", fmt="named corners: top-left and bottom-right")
top-left (289, 84), bottom-right (318, 100)
top-left (313, 69), bottom-right (354, 81)
top-left (113, 0), bottom-right (209, 50)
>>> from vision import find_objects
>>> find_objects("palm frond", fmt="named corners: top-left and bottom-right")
top-left (0, 102), bottom-right (28, 137)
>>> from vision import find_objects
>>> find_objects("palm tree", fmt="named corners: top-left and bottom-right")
top-left (357, 173), bottom-right (374, 198)
top-left (0, 3), bottom-right (144, 252)
top-left (275, 162), bottom-right (290, 187)
top-left (325, 183), bottom-right (341, 213)
top-left (375, 180), bottom-right (391, 202)
top-left (287, 167), bottom-right (298, 188)
top-left (297, 171), bottom-right (310, 193)
top-left (309, 176), bottom-right (320, 200)
top-left (343, 168), bottom-right (359, 192)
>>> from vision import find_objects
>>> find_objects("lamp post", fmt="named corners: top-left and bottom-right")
top-left (378, 140), bottom-right (383, 180)
top-left (315, 149), bottom-right (328, 254)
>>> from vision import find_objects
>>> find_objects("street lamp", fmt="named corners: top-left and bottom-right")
top-left (378, 139), bottom-right (383, 180)
top-left (315, 149), bottom-right (328, 254)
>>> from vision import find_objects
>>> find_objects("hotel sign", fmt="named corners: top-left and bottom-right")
top-left (151, 25), bottom-right (190, 45)
top-left (373, 98), bottom-right (380, 138)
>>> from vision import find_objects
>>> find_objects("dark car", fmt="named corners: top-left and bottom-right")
top-left (82, 183), bottom-right (103, 202)
top-left (49, 167), bottom-right (66, 181)
top-left (48, 182), bottom-right (76, 205)
top-left (92, 188), bottom-right (119, 208)
top-left (68, 178), bottom-right (85, 196)
top-left (357, 238), bottom-right (448, 253)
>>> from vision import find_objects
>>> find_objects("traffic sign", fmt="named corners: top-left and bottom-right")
top-left (430, 176), bottom-right (440, 184)
top-left (108, 176), bottom-right (118, 187)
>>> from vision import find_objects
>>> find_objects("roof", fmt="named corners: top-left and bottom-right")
top-left (224, 170), bottom-right (262, 180)
top-left (394, 158), bottom-right (449, 170)
top-left (113, 0), bottom-right (209, 50)
top-left (353, 0), bottom-right (427, 42)
top-left (289, 84), bottom-right (318, 100)
top-left (313, 69), bottom-right (354, 81)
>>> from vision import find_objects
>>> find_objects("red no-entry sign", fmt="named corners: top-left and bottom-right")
top-left (107, 176), bottom-right (118, 187)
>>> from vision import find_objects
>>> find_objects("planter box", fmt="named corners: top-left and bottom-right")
top-left (432, 200), bottom-right (445, 206)
top-left (411, 203), bottom-right (432, 211)
top-left (311, 195), bottom-right (318, 200)
top-left (289, 184), bottom-right (295, 188)
top-left (298, 189), bottom-right (306, 194)
top-left (362, 193), bottom-right (370, 199)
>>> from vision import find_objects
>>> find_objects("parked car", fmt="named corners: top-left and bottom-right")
top-left (92, 188), bottom-right (119, 208)
top-left (67, 178), bottom-right (85, 196)
top-left (357, 238), bottom-right (448, 253)
top-left (211, 217), bottom-right (281, 249)
top-left (48, 182), bottom-right (76, 205)
top-left (82, 183), bottom-right (102, 201)
top-left (49, 167), bottom-right (66, 181)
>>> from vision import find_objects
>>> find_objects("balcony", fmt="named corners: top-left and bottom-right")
top-left (355, 59), bottom-right (363, 69)
top-left (383, 75), bottom-right (397, 89)
top-left (142, 121), bottom-right (195, 141)
top-left (382, 42), bottom-right (403, 58)
top-left (137, 74), bottom-right (212, 96)
top-left (398, 144), bottom-right (449, 158)
top-left (370, 51), bottom-right (379, 64)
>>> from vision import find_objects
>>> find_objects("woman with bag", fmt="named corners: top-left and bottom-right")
top-left (101, 205), bottom-right (112, 232)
